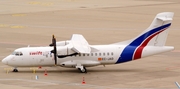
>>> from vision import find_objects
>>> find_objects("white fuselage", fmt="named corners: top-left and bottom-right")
top-left (2, 45), bottom-right (174, 68)
top-left (3, 45), bottom-right (120, 67)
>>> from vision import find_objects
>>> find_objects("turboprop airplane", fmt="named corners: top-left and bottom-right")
top-left (2, 12), bottom-right (174, 73)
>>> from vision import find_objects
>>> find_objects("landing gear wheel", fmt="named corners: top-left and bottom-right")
top-left (78, 67), bottom-right (87, 73)
top-left (13, 68), bottom-right (18, 72)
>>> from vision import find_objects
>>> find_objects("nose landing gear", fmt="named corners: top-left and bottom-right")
top-left (13, 68), bottom-right (18, 72)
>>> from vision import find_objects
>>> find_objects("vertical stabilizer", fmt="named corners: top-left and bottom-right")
top-left (114, 12), bottom-right (174, 46)
top-left (138, 12), bottom-right (174, 46)
top-left (130, 12), bottom-right (174, 46)
top-left (115, 12), bottom-right (174, 63)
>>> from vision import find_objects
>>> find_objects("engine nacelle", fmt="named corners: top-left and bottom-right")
top-left (60, 61), bottom-right (76, 68)
top-left (56, 40), bottom-right (70, 46)
top-left (57, 46), bottom-right (75, 56)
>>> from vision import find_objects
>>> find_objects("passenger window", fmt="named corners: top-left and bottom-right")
top-left (107, 52), bottom-right (109, 56)
top-left (111, 52), bottom-right (113, 55)
top-left (83, 54), bottom-right (85, 56)
top-left (87, 54), bottom-right (89, 56)
top-left (99, 53), bottom-right (101, 56)
top-left (95, 53), bottom-right (97, 56)
top-left (91, 53), bottom-right (93, 56)
top-left (103, 53), bottom-right (105, 56)
top-left (79, 53), bottom-right (81, 56)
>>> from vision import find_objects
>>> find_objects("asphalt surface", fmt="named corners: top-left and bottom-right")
top-left (0, 0), bottom-right (180, 89)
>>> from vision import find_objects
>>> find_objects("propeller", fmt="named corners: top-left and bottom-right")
top-left (50, 35), bottom-right (57, 66)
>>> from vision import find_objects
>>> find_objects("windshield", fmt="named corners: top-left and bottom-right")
top-left (11, 51), bottom-right (23, 56)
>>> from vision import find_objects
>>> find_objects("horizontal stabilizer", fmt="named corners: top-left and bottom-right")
top-left (156, 12), bottom-right (173, 21)
top-left (157, 17), bottom-right (172, 21)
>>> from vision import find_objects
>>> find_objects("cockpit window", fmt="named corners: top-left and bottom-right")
top-left (11, 51), bottom-right (23, 56)
top-left (15, 52), bottom-right (19, 56)
top-left (11, 52), bottom-right (16, 55)
top-left (20, 52), bottom-right (23, 56)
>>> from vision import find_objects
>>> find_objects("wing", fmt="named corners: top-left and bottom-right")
top-left (70, 34), bottom-right (91, 53)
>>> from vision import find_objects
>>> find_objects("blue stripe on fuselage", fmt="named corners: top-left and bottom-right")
top-left (116, 23), bottom-right (171, 64)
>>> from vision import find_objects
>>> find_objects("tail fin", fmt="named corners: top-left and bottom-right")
top-left (115, 12), bottom-right (174, 63)
top-left (114, 12), bottom-right (174, 46)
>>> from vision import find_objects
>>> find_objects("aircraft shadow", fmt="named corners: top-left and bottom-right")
top-left (7, 68), bottom-right (143, 74)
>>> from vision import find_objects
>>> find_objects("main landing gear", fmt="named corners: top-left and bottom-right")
top-left (78, 67), bottom-right (87, 73)
top-left (76, 65), bottom-right (87, 73)
top-left (13, 68), bottom-right (18, 72)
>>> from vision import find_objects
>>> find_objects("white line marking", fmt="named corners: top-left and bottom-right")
top-left (0, 65), bottom-right (9, 67)
top-left (0, 78), bottom-right (118, 89)
top-left (0, 79), bottom-right (57, 85)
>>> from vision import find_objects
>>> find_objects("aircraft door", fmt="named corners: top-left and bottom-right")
top-left (115, 46), bottom-right (121, 61)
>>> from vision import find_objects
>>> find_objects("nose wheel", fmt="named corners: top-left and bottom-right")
top-left (13, 68), bottom-right (18, 72)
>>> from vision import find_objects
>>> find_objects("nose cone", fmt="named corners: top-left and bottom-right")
top-left (2, 55), bottom-right (12, 65)
top-left (2, 57), bottom-right (8, 64)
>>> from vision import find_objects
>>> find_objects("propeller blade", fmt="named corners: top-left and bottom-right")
top-left (49, 35), bottom-right (56, 46)
top-left (54, 43), bottom-right (57, 65)
top-left (50, 35), bottom-right (57, 66)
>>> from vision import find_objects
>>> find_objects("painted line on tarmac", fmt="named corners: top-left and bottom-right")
top-left (0, 78), bottom-right (118, 89)
top-left (0, 79), bottom-right (57, 85)
top-left (0, 24), bottom-right (25, 28)
top-left (11, 14), bottom-right (26, 17)
top-left (0, 23), bottom-right (179, 30)
top-left (0, 66), bottom-right (9, 68)
top-left (0, 23), bottom-right (123, 30)
top-left (0, 24), bottom-right (9, 27)
top-left (0, 41), bottom-right (44, 46)
top-left (10, 25), bottom-right (25, 28)
top-left (29, 2), bottom-right (54, 6)
top-left (39, 79), bottom-right (118, 89)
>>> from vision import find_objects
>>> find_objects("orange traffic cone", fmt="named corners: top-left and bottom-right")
top-left (44, 69), bottom-right (48, 76)
top-left (82, 77), bottom-right (86, 84)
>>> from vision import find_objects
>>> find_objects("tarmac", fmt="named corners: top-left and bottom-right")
top-left (0, 0), bottom-right (180, 89)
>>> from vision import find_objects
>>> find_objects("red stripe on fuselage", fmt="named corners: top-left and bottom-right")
top-left (133, 28), bottom-right (167, 60)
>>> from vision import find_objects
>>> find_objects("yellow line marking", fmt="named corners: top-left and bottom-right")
top-left (29, 2), bottom-right (53, 6)
top-left (4, 68), bottom-right (13, 74)
top-left (41, 2), bottom-right (53, 6)
top-left (0, 24), bottom-right (9, 27)
top-left (30, 67), bottom-right (38, 74)
top-left (10, 25), bottom-right (24, 28)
